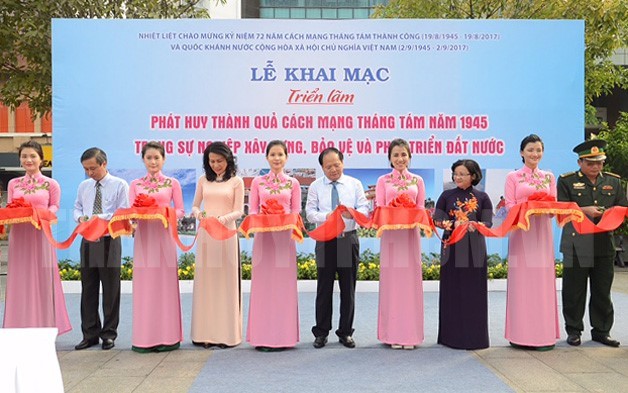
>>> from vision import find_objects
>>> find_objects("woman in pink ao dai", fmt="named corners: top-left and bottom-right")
top-left (246, 140), bottom-right (302, 351)
top-left (375, 138), bottom-right (425, 350)
top-left (504, 134), bottom-right (560, 350)
top-left (129, 141), bottom-right (184, 353)
top-left (3, 141), bottom-right (71, 335)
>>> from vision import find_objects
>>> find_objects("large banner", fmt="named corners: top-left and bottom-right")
top-left (52, 19), bottom-right (583, 259)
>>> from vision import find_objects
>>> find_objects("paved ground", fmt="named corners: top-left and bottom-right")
top-left (2, 264), bottom-right (628, 392)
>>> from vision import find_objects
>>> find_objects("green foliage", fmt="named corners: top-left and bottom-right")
top-left (598, 112), bottom-right (628, 179)
top-left (598, 112), bottom-right (628, 235)
top-left (57, 252), bottom-right (564, 281)
top-left (121, 257), bottom-right (133, 280)
top-left (0, 0), bottom-right (213, 117)
top-left (58, 259), bottom-right (80, 280)
top-left (357, 227), bottom-right (377, 237)
top-left (372, 0), bottom-right (628, 105)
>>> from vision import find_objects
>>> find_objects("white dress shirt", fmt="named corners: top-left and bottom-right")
top-left (73, 172), bottom-right (129, 222)
top-left (305, 174), bottom-right (370, 232)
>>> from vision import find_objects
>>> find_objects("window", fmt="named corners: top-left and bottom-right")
top-left (258, 0), bottom-right (383, 19)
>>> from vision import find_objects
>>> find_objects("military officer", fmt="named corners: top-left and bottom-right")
top-left (557, 139), bottom-right (627, 347)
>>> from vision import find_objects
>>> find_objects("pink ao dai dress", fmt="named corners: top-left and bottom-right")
top-left (129, 171), bottom-right (184, 350)
top-left (3, 173), bottom-right (71, 335)
top-left (504, 165), bottom-right (560, 347)
top-left (375, 169), bottom-right (425, 346)
top-left (246, 171), bottom-right (302, 348)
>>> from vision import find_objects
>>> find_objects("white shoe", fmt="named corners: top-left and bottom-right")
top-left (391, 344), bottom-right (402, 349)
top-left (403, 345), bottom-right (415, 350)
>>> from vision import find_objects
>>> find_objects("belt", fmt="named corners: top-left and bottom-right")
top-left (337, 230), bottom-right (357, 239)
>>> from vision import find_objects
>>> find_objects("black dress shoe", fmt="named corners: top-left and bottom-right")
top-left (313, 336), bottom-right (328, 349)
top-left (102, 338), bottom-right (115, 350)
top-left (338, 335), bottom-right (355, 348)
top-left (566, 334), bottom-right (581, 346)
top-left (75, 338), bottom-right (99, 350)
top-left (592, 335), bottom-right (620, 347)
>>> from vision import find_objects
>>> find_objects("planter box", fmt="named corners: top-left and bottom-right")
top-left (62, 278), bottom-right (562, 294)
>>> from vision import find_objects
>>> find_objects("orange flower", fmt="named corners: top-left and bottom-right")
top-left (453, 209), bottom-right (469, 222)
top-left (464, 197), bottom-right (478, 213)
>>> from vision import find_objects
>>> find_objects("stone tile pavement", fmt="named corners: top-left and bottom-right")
top-left (50, 268), bottom-right (628, 393)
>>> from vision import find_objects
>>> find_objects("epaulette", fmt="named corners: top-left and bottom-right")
top-left (603, 171), bottom-right (621, 179)
top-left (560, 172), bottom-right (576, 178)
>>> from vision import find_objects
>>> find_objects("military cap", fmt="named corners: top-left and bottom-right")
top-left (573, 139), bottom-right (607, 161)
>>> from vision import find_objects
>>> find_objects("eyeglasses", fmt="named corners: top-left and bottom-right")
top-left (453, 173), bottom-right (471, 178)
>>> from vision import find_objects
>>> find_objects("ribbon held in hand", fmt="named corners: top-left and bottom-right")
top-left (239, 199), bottom-right (305, 242)
top-left (389, 193), bottom-right (417, 208)
top-left (307, 205), bottom-right (372, 242)
top-left (261, 199), bottom-right (285, 215)
top-left (108, 194), bottom-right (165, 238)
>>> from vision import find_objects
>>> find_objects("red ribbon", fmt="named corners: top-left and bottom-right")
top-left (239, 212), bottom-right (305, 242)
top-left (260, 198), bottom-right (286, 215)
top-left (562, 206), bottom-right (628, 234)
top-left (109, 205), bottom-right (235, 251)
top-left (307, 205), bottom-right (372, 241)
top-left (443, 193), bottom-right (585, 246)
top-left (133, 193), bottom-right (157, 207)
top-left (0, 205), bottom-right (60, 246)
top-left (6, 197), bottom-right (32, 208)
top-left (389, 193), bottom-right (417, 208)
top-left (371, 206), bottom-right (434, 238)
top-left (41, 217), bottom-right (112, 249)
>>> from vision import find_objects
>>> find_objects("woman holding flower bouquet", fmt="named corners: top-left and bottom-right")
top-left (246, 140), bottom-right (302, 351)
top-left (190, 142), bottom-right (244, 348)
top-left (2, 140), bottom-right (71, 334)
top-left (375, 138), bottom-right (425, 349)
top-left (129, 141), bottom-right (184, 352)
top-left (504, 134), bottom-right (559, 350)
top-left (433, 159), bottom-right (492, 349)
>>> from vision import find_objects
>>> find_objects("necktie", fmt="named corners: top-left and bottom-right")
top-left (331, 181), bottom-right (339, 210)
top-left (93, 182), bottom-right (103, 215)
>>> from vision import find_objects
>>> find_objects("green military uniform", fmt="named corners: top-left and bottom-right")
top-left (557, 140), bottom-right (628, 342)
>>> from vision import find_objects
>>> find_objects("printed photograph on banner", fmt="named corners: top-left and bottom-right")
top-left (485, 169), bottom-right (510, 227)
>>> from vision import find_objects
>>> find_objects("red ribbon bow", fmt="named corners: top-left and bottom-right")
top-left (527, 191), bottom-right (556, 202)
top-left (6, 197), bottom-right (32, 208)
top-left (133, 193), bottom-right (157, 207)
top-left (261, 198), bottom-right (285, 215)
top-left (389, 193), bottom-right (417, 208)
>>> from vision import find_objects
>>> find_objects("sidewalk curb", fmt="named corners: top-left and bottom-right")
top-left (60, 278), bottom-right (563, 294)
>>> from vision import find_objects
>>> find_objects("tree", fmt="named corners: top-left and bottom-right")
top-left (599, 112), bottom-right (628, 178)
top-left (0, 0), bottom-right (214, 118)
top-left (598, 112), bottom-right (628, 236)
top-left (372, 0), bottom-right (628, 108)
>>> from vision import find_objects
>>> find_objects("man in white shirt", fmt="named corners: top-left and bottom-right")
top-left (305, 147), bottom-right (370, 348)
top-left (73, 148), bottom-right (129, 350)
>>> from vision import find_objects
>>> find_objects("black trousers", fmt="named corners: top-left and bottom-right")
top-left (562, 252), bottom-right (615, 337)
top-left (312, 231), bottom-right (359, 338)
top-left (80, 237), bottom-right (121, 341)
